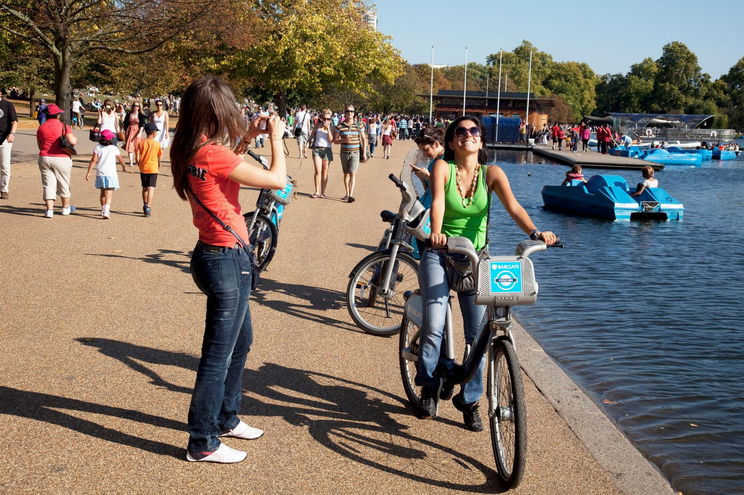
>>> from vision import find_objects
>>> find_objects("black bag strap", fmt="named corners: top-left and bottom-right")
top-left (187, 185), bottom-right (250, 252)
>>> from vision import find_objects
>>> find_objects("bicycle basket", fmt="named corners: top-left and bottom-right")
top-left (475, 256), bottom-right (538, 306)
top-left (406, 208), bottom-right (431, 241)
top-left (270, 176), bottom-right (294, 205)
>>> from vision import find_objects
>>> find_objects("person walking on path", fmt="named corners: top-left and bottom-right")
top-left (333, 105), bottom-right (367, 203)
top-left (85, 130), bottom-right (125, 219)
top-left (151, 99), bottom-right (170, 150)
top-left (36, 99), bottom-right (49, 125)
top-left (381, 118), bottom-right (395, 159)
top-left (294, 104), bottom-right (311, 158)
top-left (35, 104), bottom-right (77, 217)
top-left (136, 122), bottom-right (162, 216)
top-left (97, 99), bottom-right (121, 146)
top-left (0, 89), bottom-right (19, 199)
top-left (171, 76), bottom-right (287, 464)
top-left (416, 116), bottom-right (556, 430)
top-left (366, 115), bottom-right (379, 158)
top-left (309, 108), bottom-right (335, 198)
top-left (123, 102), bottom-right (147, 169)
top-left (71, 97), bottom-right (85, 128)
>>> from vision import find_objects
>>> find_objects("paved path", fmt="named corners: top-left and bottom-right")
top-left (0, 128), bottom-right (661, 494)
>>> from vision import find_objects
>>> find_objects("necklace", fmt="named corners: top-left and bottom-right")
top-left (455, 165), bottom-right (479, 207)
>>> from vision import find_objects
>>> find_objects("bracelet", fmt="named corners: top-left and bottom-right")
top-left (529, 229), bottom-right (541, 240)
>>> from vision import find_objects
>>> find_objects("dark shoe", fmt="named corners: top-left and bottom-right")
top-left (347, 197), bottom-right (355, 203)
top-left (417, 385), bottom-right (439, 419)
top-left (453, 393), bottom-right (484, 431)
top-left (439, 377), bottom-right (455, 401)
top-left (0, 191), bottom-right (8, 199)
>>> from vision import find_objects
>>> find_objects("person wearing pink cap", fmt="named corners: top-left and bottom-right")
top-left (85, 129), bottom-right (125, 218)
top-left (36, 104), bottom-right (78, 217)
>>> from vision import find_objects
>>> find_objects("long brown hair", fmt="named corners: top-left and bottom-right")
top-left (443, 116), bottom-right (488, 164)
top-left (171, 76), bottom-right (245, 200)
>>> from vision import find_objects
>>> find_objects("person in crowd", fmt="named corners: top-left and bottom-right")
top-left (136, 122), bottom-right (162, 216)
top-left (35, 104), bottom-right (77, 216)
top-left (580, 122), bottom-right (591, 152)
top-left (618, 132), bottom-right (632, 148)
top-left (398, 116), bottom-right (408, 140)
top-left (411, 125), bottom-right (445, 209)
top-left (561, 164), bottom-right (587, 186)
top-left (36, 99), bottom-right (49, 125)
top-left (551, 122), bottom-right (560, 150)
top-left (381, 118), bottom-right (395, 159)
top-left (115, 102), bottom-right (126, 132)
top-left (309, 108), bottom-right (335, 198)
top-left (171, 76), bottom-right (286, 464)
top-left (86, 129), bottom-right (125, 219)
top-left (416, 116), bottom-right (556, 430)
top-left (333, 105), bottom-right (367, 203)
top-left (123, 102), bottom-right (147, 169)
top-left (518, 120), bottom-right (527, 144)
top-left (366, 115), bottom-right (379, 158)
top-left (0, 89), bottom-right (18, 200)
top-left (570, 125), bottom-right (580, 152)
top-left (556, 125), bottom-right (565, 150)
top-left (630, 165), bottom-right (658, 197)
top-left (294, 104), bottom-right (311, 159)
top-left (72, 97), bottom-right (85, 128)
top-left (97, 99), bottom-right (121, 146)
top-left (151, 99), bottom-right (170, 150)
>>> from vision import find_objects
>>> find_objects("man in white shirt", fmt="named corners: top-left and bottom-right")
top-left (294, 104), bottom-right (311, 158)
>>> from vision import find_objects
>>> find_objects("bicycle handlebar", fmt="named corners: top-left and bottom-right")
top-left (445, 235), bottom-right (562, 274)
top-left (388, 173), bottom-right (405, 191)
top-left (247, 150), bottom-right (270, 170)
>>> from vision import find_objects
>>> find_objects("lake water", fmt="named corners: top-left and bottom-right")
top-left (485, 148), bottom-right (744, 495)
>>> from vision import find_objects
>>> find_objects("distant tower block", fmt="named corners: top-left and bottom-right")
top-left (362, 9), bottom-right (377, 30)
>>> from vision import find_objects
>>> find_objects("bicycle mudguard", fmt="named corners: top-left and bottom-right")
top-left (404, 292), bottom-right (423, 328)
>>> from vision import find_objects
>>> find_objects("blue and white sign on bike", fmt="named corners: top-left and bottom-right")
top-left (490, 262), bottom-right (522, 293)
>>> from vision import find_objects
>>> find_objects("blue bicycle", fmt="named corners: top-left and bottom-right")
top-left (242, 150), bottom-right (294, 272)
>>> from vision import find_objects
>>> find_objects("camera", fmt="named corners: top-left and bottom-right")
top-left (258, 111), bottom-right (269, 130)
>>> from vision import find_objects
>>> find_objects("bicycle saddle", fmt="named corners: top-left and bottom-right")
top-left (380, 210), bottom-right (396, 223)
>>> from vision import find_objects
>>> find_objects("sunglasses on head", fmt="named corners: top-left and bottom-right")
top-left (454, 126), bottom-right (481, 138)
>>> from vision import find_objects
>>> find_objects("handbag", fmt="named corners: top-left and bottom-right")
top-left (187, 187), bottom-right (260, 291)
top-left (59, 125), bottom-right (77, 156)
top-left (117, 130), bottom-right (125, 141)
top-left (89, 124), bottom-right (100, 142)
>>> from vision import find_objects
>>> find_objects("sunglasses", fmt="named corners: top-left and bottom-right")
top-left (454, 126), bottom-right (481, 138)
top-left (323, 117), bottom-right (331, 120)
top-left (345, 109), bottom-right (354, 113)
top-left (156, 103), bottom-right (163, 106)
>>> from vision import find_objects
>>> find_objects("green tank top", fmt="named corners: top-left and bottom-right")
top-left (442, 162), bottom-right (489, 250)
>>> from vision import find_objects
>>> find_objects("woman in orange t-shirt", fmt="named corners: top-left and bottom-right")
top-left (171, 76), bottom-right (286, 464)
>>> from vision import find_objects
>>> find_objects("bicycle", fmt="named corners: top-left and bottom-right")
top-left (346, 174), bottom-right (431, 336)
top-left (242, 149), bottom-right (295, 272)
top-left (399, 235), bottom-right (561, 489)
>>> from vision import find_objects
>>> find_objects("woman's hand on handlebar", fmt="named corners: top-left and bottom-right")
top-left (430, 232), bottom-right (447, 249)
top-left (539, 231), bottom-right (558, 245)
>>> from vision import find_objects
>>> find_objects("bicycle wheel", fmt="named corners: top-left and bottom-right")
top-left (245, 212), bottom-right (278, 272)
top-left (346, 251), bottom-right (418, 336)
top-left (399, 314), bottom-right (422, 410)
top-left (487, 338), bottom-right (527, 488)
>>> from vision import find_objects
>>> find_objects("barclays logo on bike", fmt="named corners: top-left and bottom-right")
top-left (490, 262), bottom-right (522, 293)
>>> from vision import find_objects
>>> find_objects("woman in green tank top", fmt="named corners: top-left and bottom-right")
top-left (415, 116), bottom-right (556, 431)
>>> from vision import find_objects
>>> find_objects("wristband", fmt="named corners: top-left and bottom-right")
top-left (529, 229), bottom-right (541, 241)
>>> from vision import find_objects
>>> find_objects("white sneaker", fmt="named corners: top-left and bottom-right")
top-left (220, 420), bottom-right (264, 440)
top-left (102, 207), bottom-right (110, 219)
top-left (44, 210), bottom-right (53, 218)
top-left (62, 205), bottom-right (76, 215)
top-left (186, 443), bottom-right (247, 463)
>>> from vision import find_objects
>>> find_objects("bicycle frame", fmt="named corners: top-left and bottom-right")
top-left (245, 150), bottom-right (293, 232)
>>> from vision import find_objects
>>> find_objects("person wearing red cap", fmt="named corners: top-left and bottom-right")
top-left (85, 129), bottom-right (125, 218)
top-left (36, 104), bottom-right (78, 217)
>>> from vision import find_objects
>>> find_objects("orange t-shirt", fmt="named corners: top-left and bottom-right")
top-left (137, 138), bottom-right (162, 174)
top-left (187, 143), bottom-right (249, 247)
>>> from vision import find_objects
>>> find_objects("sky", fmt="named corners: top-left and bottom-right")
top-left (371, 0), bottom-right (743, 79)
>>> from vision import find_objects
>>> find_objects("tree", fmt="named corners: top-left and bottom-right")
top-left (543, 61), bottom-right (596, 121)
top-left (0, 32), bottom-right (52, 115)
top-left (0, 0), bottom-right (214, 118)
top-left (648, 42), bottom-right (703, 113)
top-left (223, 0), bottom-right (403, 117)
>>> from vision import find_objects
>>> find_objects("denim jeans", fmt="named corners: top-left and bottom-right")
top-left (415, 248), bottom-right (487, 404)
top-left (187, 243), bottom-right (254, 453)
top-left (368, 136), bottom-right (377, 156)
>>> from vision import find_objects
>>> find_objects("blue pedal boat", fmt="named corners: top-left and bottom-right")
top-left (541, 175), bottom-right (684, 221)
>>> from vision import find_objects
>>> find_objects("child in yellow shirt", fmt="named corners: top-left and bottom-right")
top-left (136, 122), bottom-right (162, 217)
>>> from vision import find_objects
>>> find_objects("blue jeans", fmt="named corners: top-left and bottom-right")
top-left (368, 136), bottom-right (377, 156)
top-left (415, 248), bottom-right (487, 404)
top-left (187, 243), bottom-right (254, 453)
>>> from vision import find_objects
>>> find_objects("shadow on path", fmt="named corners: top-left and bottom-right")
top-left (75, 337), bottom-right (502, 491)
top-left (85, 248), bottom-right (191, 273)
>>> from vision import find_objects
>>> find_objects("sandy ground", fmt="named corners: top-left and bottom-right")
top-left (0, 127), bottom-right (627, 494)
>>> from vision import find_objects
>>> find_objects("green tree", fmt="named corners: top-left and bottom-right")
top-left (224, 0), bottom-right (402, 117)
top-left (649, 42), bottom-right (703, 113)
top-left (0, 0), bottom-right (213, 119)
top-left (543, 61), bottom-right (596, 121)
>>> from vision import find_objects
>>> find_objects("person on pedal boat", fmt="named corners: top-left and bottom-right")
top-left (416, 116), bottom-right (556, 431)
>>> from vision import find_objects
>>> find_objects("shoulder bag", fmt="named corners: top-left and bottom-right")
top-left (187, 187), bottom-right (260, 291)
top-left (89, 123), bottom-right (101, 142)
top-left (59, 124), bottom-right (77, 156)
